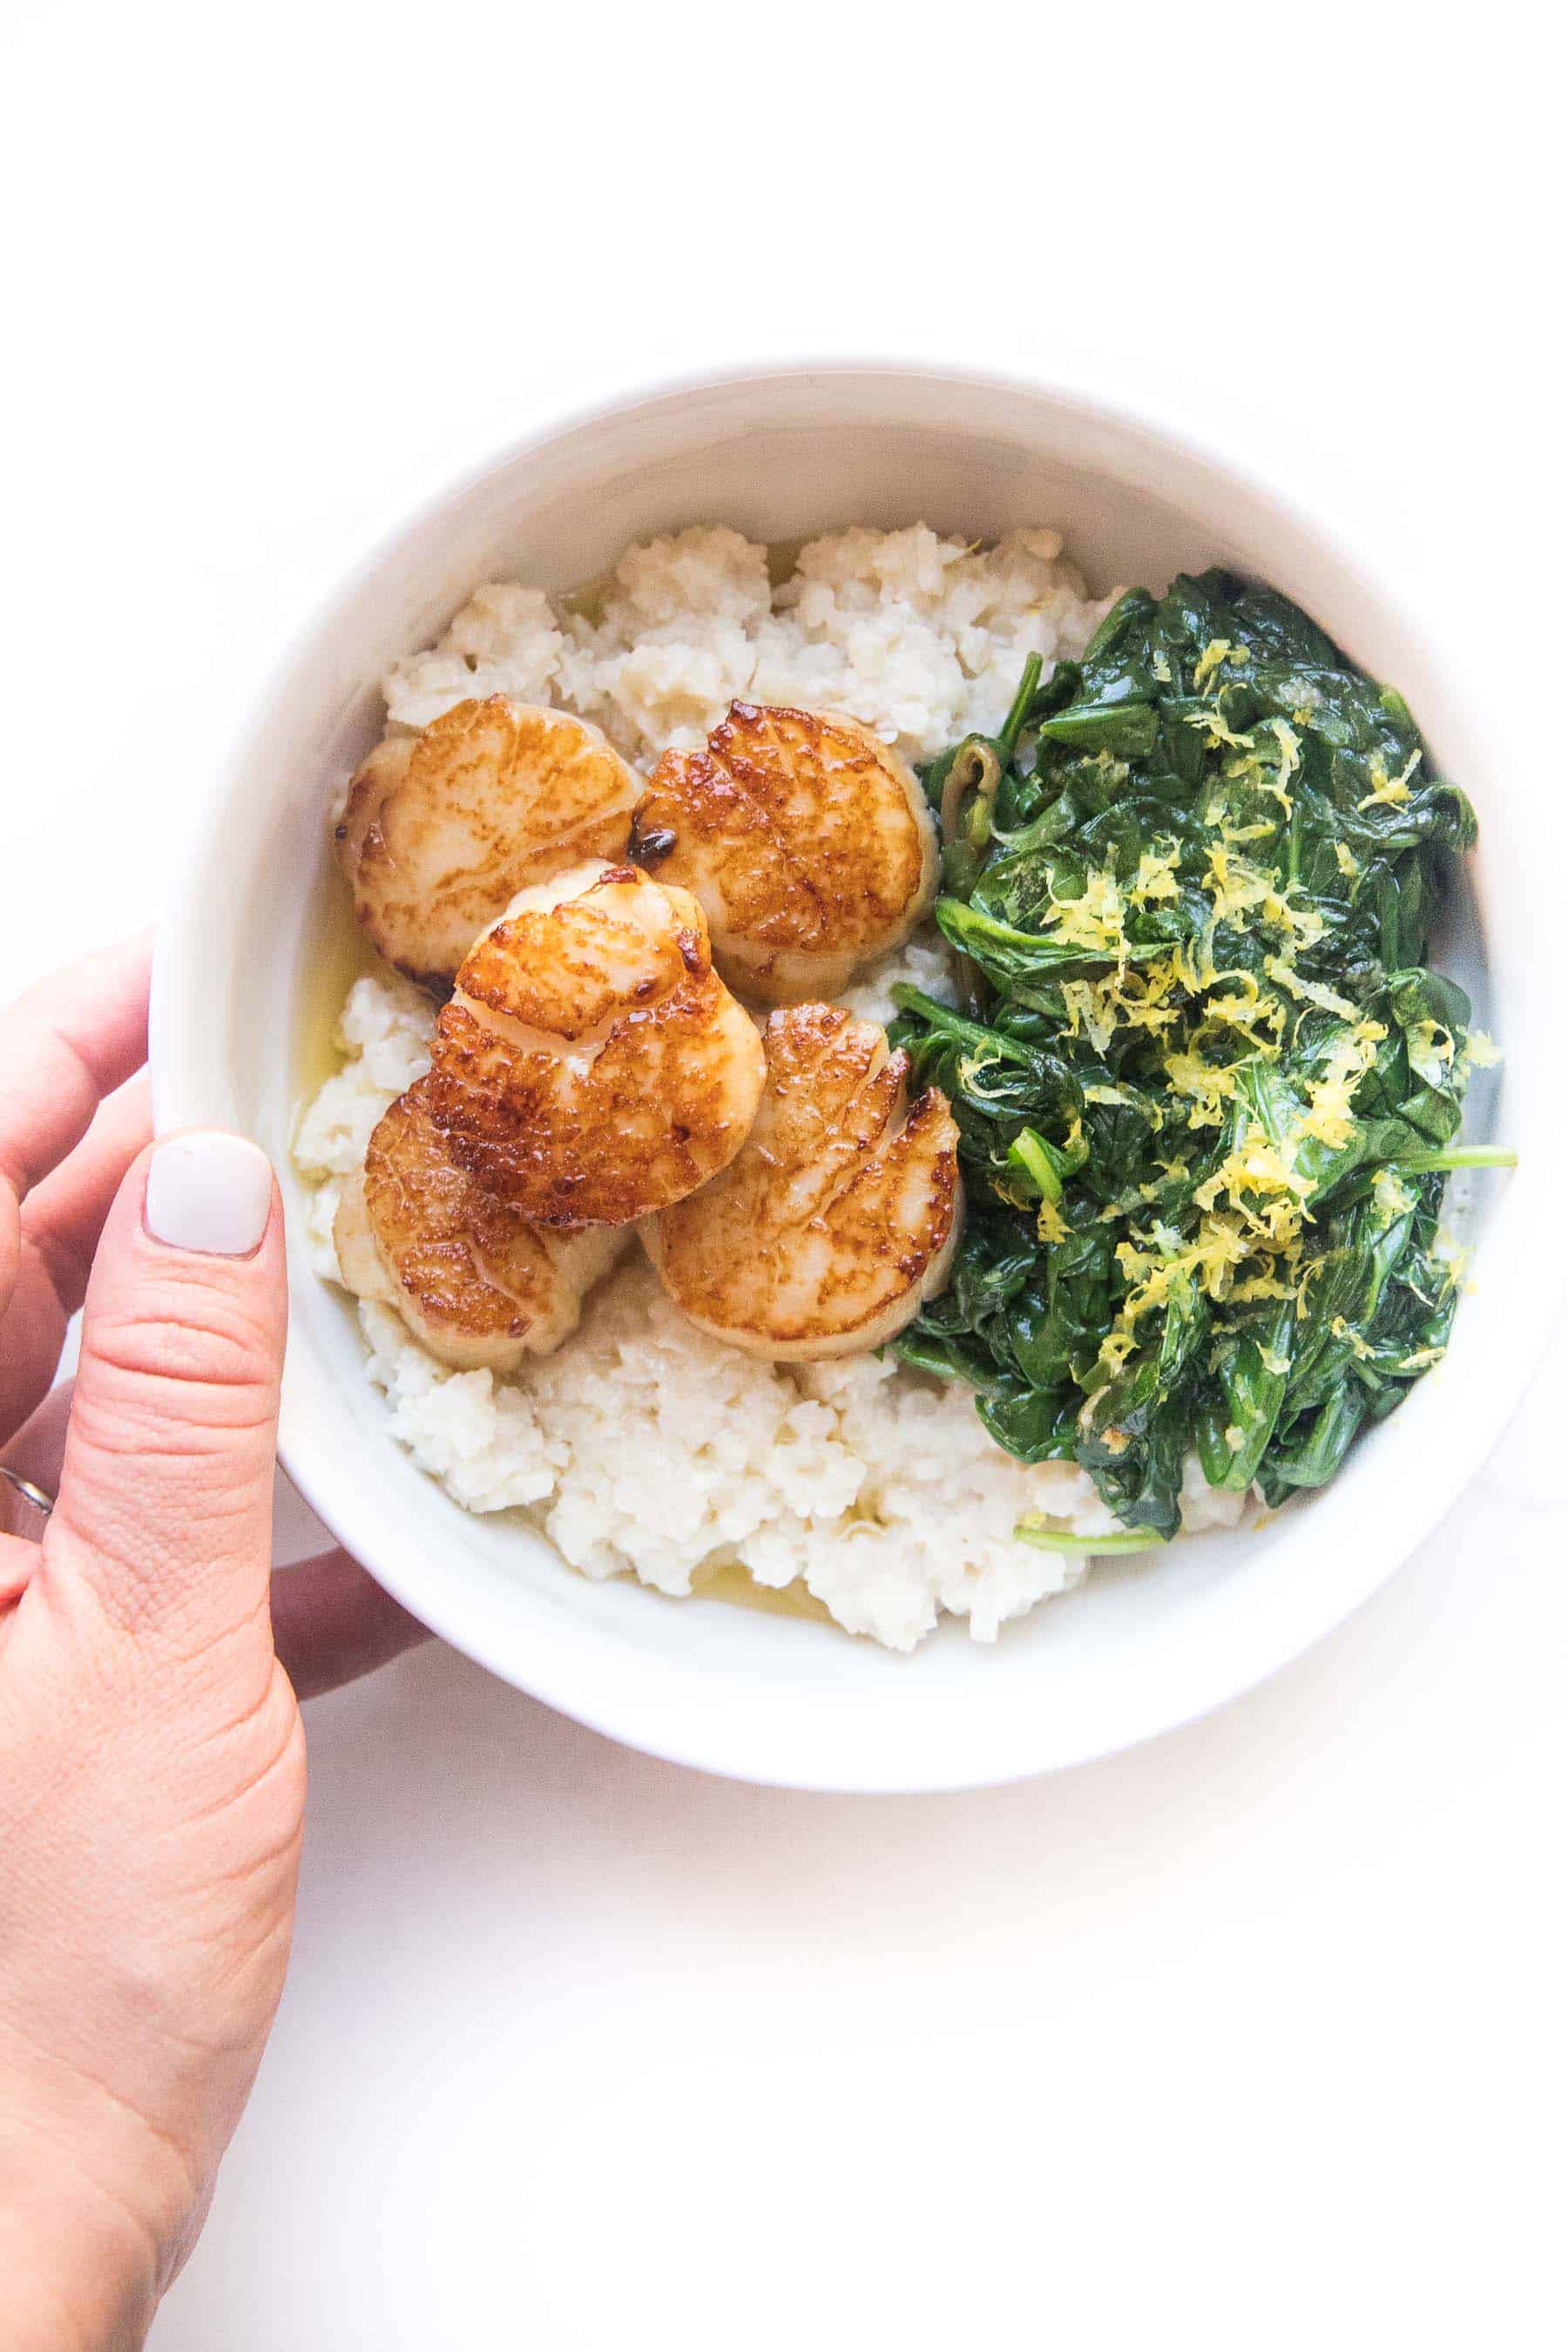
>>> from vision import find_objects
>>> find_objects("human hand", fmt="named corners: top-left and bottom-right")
top-left (0, 936), bottom-right (429, 2348)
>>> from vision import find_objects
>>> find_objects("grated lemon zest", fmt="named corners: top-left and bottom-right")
top-left (1193, 638), bottom-right (1239, 694)
top-left (1297, 1021), bottom-right (1387, 1150)
top-left (1356, 747), bottom-right (1422, 811)
top-left (1265, 953), bottom-right (1360, 1024)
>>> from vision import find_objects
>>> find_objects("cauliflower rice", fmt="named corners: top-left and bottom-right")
top-left (385, 522), bottom-right (1114, 770)
top-left (296, 523), bottom-right (1247, 1651)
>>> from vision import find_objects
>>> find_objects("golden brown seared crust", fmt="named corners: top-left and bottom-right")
top-left (423, 864), bottom-right (767, 1229)
top-left (631, 701), bottom-right (938, 1004)
top-left (336, 697), bottom-right (639, 985)
top-left (332, 1077), bottom-right (623, 1371)
top-left (644, 1001), bottom-right (963, 1361)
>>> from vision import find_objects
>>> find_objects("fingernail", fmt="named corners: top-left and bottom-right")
top-left (145, 1133), bottom-right (274, 1257)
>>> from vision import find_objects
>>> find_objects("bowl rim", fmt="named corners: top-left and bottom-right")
top-left (151, 355), bottom-right (1562, 1791)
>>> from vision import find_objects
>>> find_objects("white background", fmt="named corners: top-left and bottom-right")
top-left (4, 4), bottom-right (1565, 2345)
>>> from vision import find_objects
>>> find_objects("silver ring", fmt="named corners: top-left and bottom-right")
top-left (0, 1464), bottom-right (55, 1528)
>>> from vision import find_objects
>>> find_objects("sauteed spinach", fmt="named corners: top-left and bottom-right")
top-left (890, 570), bottom-right (1512, 1539)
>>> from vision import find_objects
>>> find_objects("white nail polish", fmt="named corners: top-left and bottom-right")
top-left (145, 1132), bottom-right (274, 1257)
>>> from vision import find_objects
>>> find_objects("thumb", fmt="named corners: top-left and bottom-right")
top-left (43, 1132), bottom-right (284, 1665)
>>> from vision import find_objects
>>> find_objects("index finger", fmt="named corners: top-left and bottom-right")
top-left (0, 930), bottom-right (152, 1203)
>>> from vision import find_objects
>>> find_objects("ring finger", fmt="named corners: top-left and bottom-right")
top-left (0, 1382), bottom-right (69, 1597)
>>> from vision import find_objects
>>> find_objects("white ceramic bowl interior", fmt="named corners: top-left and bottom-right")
top-left (153, 365), bottom-right (1558, 1791)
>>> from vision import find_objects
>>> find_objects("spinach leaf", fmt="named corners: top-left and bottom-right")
top-left (894, 569), bottom-right (1512, 1536)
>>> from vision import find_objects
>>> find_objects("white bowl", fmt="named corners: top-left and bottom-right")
top-left (152, 362), bottom-right (1559, 1793)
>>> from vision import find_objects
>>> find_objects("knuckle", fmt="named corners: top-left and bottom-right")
top-left (76, 1298), bottom-right (280, 1465)
top-left (85, 1285), bottom-right (278, 1403)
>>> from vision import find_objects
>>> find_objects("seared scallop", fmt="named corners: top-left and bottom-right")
top-left (644, 1001), bottom-right (963, 1360)
top-left (631, 701), bottom-right (939, 1004)
top-left (333, 1077), bottom-right (624, 1372)
top-left (336, 696), bottom-right (639, 985)
top-left (424, 860), bottom-right (766, 1228)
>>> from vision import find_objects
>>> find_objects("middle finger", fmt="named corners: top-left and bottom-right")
top-left (0, 1083), bottom-right (153, 1438)
top-left (0, 930), bottom-right (151, 1205)
top-left (21, 1077), bottom-right (153, 1319)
